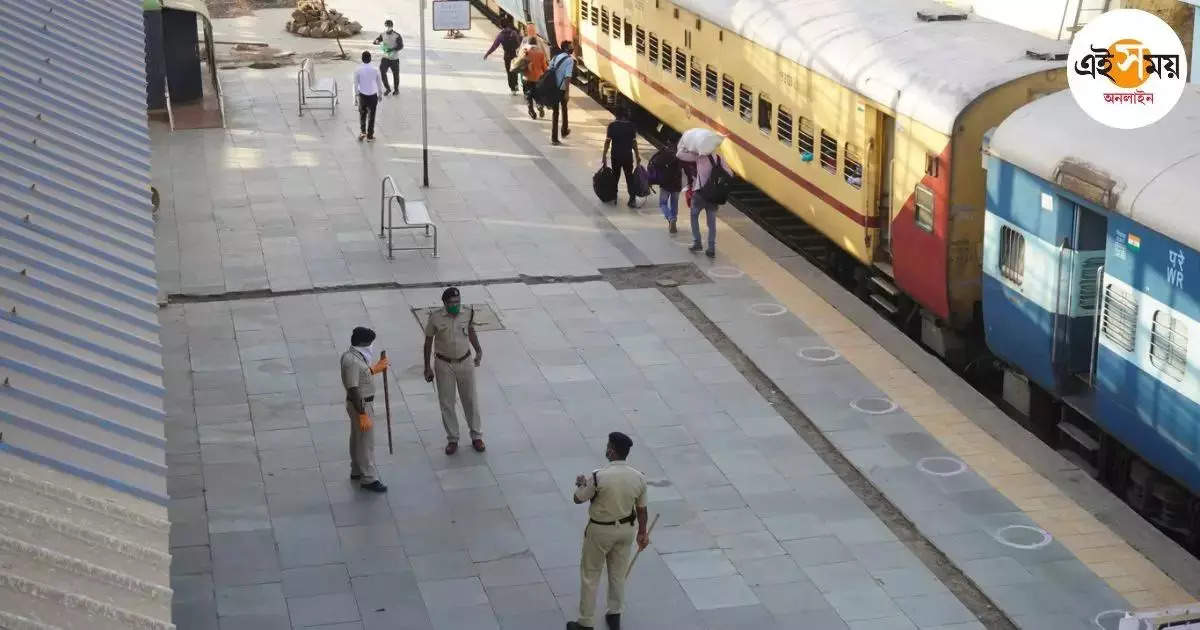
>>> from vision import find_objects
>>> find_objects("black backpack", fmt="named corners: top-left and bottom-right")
top-left (500, 28), bottom-right (521, 56)
top-left (534, 54), bottom-right (567, 107)
top-left (697, 155), bottom-right (731, 205)
top-left (593, 165), bottom-right (617, 203)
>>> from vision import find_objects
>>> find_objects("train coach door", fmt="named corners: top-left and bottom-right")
top-left (875, 113), bottom-right (896, 261)
top-left (1070, 205), bottom-right (1108, 381)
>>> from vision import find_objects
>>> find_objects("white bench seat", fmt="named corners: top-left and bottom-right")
top-left (380, 177), bottom-right (438, 258)
top-left (298, 58), bottom-right (337, 115)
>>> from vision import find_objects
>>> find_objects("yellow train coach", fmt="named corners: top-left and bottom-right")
top-left (570, 0), bottom-right (1067, 353)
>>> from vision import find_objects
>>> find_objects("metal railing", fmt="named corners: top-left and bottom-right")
top-left (379, 176), bottom-right (437, 259)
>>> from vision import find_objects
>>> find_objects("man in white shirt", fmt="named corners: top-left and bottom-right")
top-left (354, 50), bottom-right (384, 141)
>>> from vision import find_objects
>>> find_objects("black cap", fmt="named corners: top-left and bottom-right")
top-left (384, 19), bottom-right (393, 26)
top-left (441, 286), bottom-right (460, 302)
top-left (608, 431), bottom-right (633, 454)
top-left (350, 326), bottom-right (376, 346)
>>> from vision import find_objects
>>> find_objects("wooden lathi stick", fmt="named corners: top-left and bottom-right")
top-left (625, 513), bottom-right (660, 579)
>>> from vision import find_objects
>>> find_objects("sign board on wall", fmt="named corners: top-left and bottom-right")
top-left (432, 0), bottom-right (470, 31)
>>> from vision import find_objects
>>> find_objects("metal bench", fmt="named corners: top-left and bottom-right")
top-left (380, 176), bottom-right (437, 258)
top-left (297, 58), bottom-right (337, 115)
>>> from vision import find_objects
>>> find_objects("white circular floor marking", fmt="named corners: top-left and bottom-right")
top-left (749, 302), bottom-right (787, 317)
top-left (850, 396), bottom-right (898, 415)
top-left (797, 346), bottom-right (841, 362)
top-left (994, 525), bottom-right (1053, 550)
top-left (916, 456), bottom-right (967, 477)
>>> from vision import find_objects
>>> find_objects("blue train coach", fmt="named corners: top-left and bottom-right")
top-left (982, 86), bottom-right (1200, 548)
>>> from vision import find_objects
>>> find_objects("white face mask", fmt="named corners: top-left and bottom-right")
top-left (356, 343), bottom-right (374, 363)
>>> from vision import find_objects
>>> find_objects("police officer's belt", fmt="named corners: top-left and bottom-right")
top-left (436, 351), bottom-right (471, 363)
top-left (589, 514), bottom-right (636, 526)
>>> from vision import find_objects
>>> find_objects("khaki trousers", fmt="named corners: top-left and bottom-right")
top-left (578, 522), bottom-right (635, 627)
top-left (434, 357), bottom-right (481, 442)
top-left (344, 400), bottom-right (377, 483)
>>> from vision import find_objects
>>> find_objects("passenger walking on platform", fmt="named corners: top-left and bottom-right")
top-left (549, 41), bottom-right (575, 145)
top-left (517, 36), bottom-right (548, 119)
top-left (341, 327), bottom-right (390, 493)
top-left (354, 51), bottom-right (384, 141)
top-left (569, 432), bottom-right (650, 630)
top-left (649, 142), bottom-right (683, 233)
top-left (484, 16), bottom-right (523, 94)
top-left (602, 107), bottom-right (642, 208)
top-left (685, 153), bottom-right (732, 258)
top-left (423, 287), bottom-right (485, 455)
top-left (373, 19), bottom-right (403, 95)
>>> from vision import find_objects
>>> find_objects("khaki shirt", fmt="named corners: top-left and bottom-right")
top-left (340, 348), bottom-right (374, 398)
top-left (574, 460), bottom-right (647, 523)
top-left (424, 308), bottom-right (473, 358)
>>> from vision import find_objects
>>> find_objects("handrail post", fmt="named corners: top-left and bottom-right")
top-left (1089, 264), bottom-right (1105, 387)
top-left (1050, 238), bottom-right (1068, 366)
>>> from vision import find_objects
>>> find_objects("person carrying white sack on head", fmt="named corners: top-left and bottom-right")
top-left (675, 128), bottom-right (733, 259)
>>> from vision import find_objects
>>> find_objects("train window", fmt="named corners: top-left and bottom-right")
top-left (612, 15), bottom-right (622, 40)
top-left (758, 95), bottom-right (773, 134)
top-left (636, 27), bottom-right (646, 55)
top-left (705, 66), bottom-right (718, 100)
top-left (819, 131), bottom-right (838, 173)
top-left (590, 5), bottom-right (599, 26)
top-left (738, 84), bottom-right (752, 122)
top-left (797, 117), bottom-right (814, 157)
top-left (1101, 284), bottom-right (1138, 353)
top-left (689, 57), bottom-right (702, 92)
top-left (1150, 310), bottom-right (1188, 380)
top-left (777, 106), bottom-right (793, 146)
top-left (601, 7), bottom-right (609, 34)
top-left (648, 33), bottom-right (660, 64)
top-left (720, 75), bottom-right (735, 110)
top-left (925, 153), bottom-right (940, 178)
top-left (675, 49), bottom-right (687, 82)
top-left (580, 1), bottom-right (589, 24)
top-left (661, 41), bottom-right (673, 72)
top-left (844, 144), bottom-right (863, 189)
top-left (916, 185), bottom-right (935, 232)
top-left (998, 225), bottom-right (1024, 284)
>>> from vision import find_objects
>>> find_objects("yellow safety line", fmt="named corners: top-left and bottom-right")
top-left (710, 218), bottom-right (1196, 609)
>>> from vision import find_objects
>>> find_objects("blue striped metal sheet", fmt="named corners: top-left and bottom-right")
top-left (0, 0), bottom-right (172, 628)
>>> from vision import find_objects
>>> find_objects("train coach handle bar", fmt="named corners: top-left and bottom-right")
top-left (1050, 238), bottom-right (1068, 366)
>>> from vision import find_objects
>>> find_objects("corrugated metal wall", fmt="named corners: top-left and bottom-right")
top-left (0, 0), bottom-right (171, 628)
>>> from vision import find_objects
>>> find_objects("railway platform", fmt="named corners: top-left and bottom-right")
top-left (157, 4), bottom-right (1200, 629)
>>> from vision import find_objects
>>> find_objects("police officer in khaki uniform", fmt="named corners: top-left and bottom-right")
top-left (341, 326), bottom-right (390, 492)
top-left (569, 432), bottom-right (650, 630)
top-left (423, 287), bottom-right (485, 455)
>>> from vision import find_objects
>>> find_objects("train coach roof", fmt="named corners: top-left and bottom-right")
top-left (672, 0), bottom-right (1065, 134)
top-left (989, 87), bottom-right (1200, 250)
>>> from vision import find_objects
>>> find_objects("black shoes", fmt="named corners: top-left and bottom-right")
top-left (668, 220), bottom-right (677, 233)
top-left (360, 480), bottom-right (387, 493)
top-left (689, 243), bottom-right (703, 252)
top-left (350, 473), bottom-right (362, 480)
top-left (627, 198), bottom-right (637, 208)
top-left (706, 249), bottom-right (716, 258)
top-left (605, 613), bottom-right (621, 630)
top-left (562, 128), bottom-right (571, 138)
top-left (565, 623), bottom-right (592, 630)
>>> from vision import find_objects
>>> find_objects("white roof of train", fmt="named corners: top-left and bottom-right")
top-left (672, 0), bottom-right (1065, 134)
top-left (989, 86), bottom-right (1200, 250)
